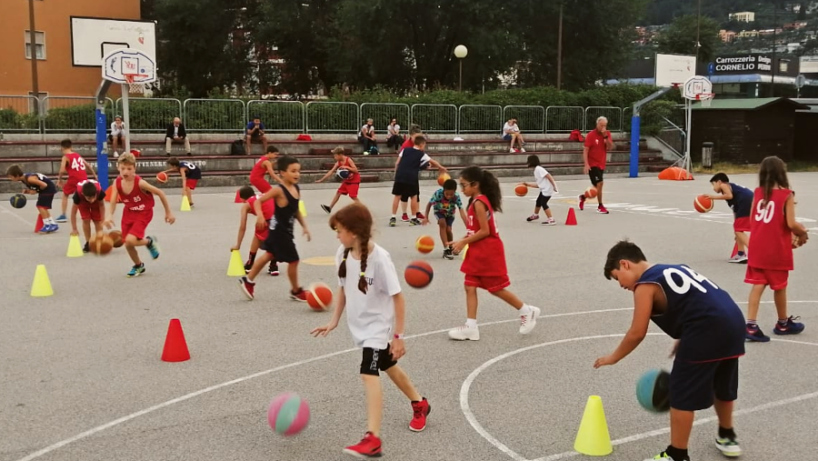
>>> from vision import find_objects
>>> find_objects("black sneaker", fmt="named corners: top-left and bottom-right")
top-left (268, 264), bottom-right (280, 276)
top-left (321, 204), bottom-right (331, 214)
top-left (410, 218), bottom-right (421, 226)
top-left (443, 248), bottom-right (454, 260)
top-left (83, 242), bottom-right (90, 253)
top-left (244, 261), bottom-right (252, 274)
top-left (389, 217), bottom-right (396, 227)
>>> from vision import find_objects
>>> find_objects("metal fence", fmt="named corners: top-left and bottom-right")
top-left (248, 100), bottom-right (305, 133)
top-left (116, 98), bottom-right (182, 132)
top-left (545, 106), bottom-right (585, 133)
top-left (184, 99), bottom-right (246, 133)
top-left (42, 96), bottom-right (115, 133)
top-left (306, 101), bottom-right (359, 133)
top-left (411, 104), bottom-right (458, 133)
top-left (503, 105), bottom-right (545, 134)
top-left (360, 103), bottom-right (410, 132)
top-left (458, 105), bottom-right (502, 133)
top-left (0, 95), bottom-right (41, 133)
top-left (585, 106), bottom-right (623, 132)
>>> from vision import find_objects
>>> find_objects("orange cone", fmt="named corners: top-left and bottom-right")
top-left (731, 243), bottom-right (738, 258)
top-left (565, 207), bottom-right (578, 226)
top-left (161, 319), bottom-right (191, 362)
top-left (235, 189), bottom-right (243, 203)
top-left (34, 215), bottom-right (44, 233)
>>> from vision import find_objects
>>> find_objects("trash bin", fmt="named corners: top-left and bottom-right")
top-left (702, 142), bottom-right (714, 169)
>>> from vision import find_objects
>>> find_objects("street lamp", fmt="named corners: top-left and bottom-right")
top-left (454, 45), bottom-right (468, 91)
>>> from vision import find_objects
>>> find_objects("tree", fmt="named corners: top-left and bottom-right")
top-left (657, 15), bottom-right (720, 63)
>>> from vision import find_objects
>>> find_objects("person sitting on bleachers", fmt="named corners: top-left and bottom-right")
top-left (165, 117), bottom-right (191, 156)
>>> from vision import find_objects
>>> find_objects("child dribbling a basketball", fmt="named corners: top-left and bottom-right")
top-left (6, 165), bottom-right (59, 233)
top-left (232, 186), bottom-right (278, 276)
top-left (70, 179), bottom-right (106, 253)
top-left (166, 157), bottom-right (202, 208)
top-left (316, 146), bottom-right (361, 213)
top-left (448, 166), bottom-right (541, 340)
top-left (421, 178), bottom-right (467, 259)
top-left (520, 154), bottom-right (558, 225)
top-left (708, 173), bottom-right (753, 263)
top-left (312, 203), bottom-right (430, 459)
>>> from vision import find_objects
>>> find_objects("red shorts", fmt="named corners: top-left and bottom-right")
top-left (745, 266), bottom-right (789, 290)
top-left (733, 217), bottom-right (751, 232)
top-left (255, 227), bottom-right (269, 242)
top-left (78, 202), bottom-right (103, 222)
top-left (251, 178), bottom-right (272, 194)
top-left (464, 274), bottom-right (510, 293)
top-left (63, 179), bottom-right (80, 195)
top-left (121, 211), bottom-right (153, 240)
top-left (185, 179), bottom-right (199, 190)
top-left (338, 182), bottom-right (360, 199)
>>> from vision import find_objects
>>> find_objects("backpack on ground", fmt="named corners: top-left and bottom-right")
top-left (231, 139), bottom-right (246, 155)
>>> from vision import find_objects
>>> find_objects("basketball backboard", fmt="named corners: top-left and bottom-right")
top-left (102, 49), bottom-right (156, 84)
top-left (655, 54), bottom-right (696, 87)
top-left (683, 75), bottom-right (713, 100)
top-left (71, 16), bottom-right (156, 67)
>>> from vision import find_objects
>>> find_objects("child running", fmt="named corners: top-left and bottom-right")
top-left (316, 146), bottom-right (361, 213)
top-left (421, 178), bottom-right (467, 259)
top-left (312, 203), bottom-right (430, 458)
top-left (56, 139), bottom-right (97, 223)
top-left (239, 156), bottom-right (311, 301)
top-left (394, 125), bottom-right (424, 220)
top-left (249, 146), bottom-right (282, 194)
top-left (70, 179), bottom-right (106, 253)
top-left (104, 153), bottom-right (175, 277)
top-left (232, 186), bottom-right (278, 276)
top-left (6, 165), bottom-right (59, 233)
top-left (166, 157), bottom-right (202, 208)
top-left (744, 156), bottom-right (809, 342)
top-left (595, 240), bottom-right (746, 461)
top-left (519, 154), bottom-right (558, 225)
top-left (448, 166), bottom-right (541, 340)
top-left (708, 173), bottom-right (753, 263)
top-left (389, 136), bottom-right (446, 227)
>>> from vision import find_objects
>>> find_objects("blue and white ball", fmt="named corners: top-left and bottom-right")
top-left (337, 169), bottom-right (351, 180)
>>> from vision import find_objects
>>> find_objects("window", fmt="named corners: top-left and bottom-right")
top-left (24, 31), bottom-right (45, 60)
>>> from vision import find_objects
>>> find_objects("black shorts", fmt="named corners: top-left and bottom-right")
top-left (589, 167), bottom-right (604, 186)
top-left (536, 193), bottom-right (551, 210)
top-left (108, 134), bottom-right (124, 142)
top-left (261, 231), bottom-right (297, 263)
top-left (36, 192), bottom-right (55, 209)
top-left (360, 344), bottom-right (398, 376)
top-left (391, 181), bottom-right (419, 202)
top-left (669, 357), bottom-right (739, 411)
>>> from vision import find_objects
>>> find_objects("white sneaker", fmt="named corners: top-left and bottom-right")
top-left (519, 306), bottom-right (541, 334)
top-left (113, 151), bottom-right (120, 158)
top-left (448, 325), bottom-right (480, 341)
top-left (542, 219), bottom-right (556, 226)
top-left (509, 148), bottom-right (516, 153)
top-left (520, 148), bottom-right (527, 153)
top-left (728, 254), bottom-right (748, 264)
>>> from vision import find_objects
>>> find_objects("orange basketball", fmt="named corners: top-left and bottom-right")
top-left (95, 234), bottom-right (114, 255)
top-left (584, 187), bottom-right (598, 199)
top-left (693, 194), bottom-right (713, 213)
top-left (306, 282), bottom-right (333, 311)
top-left (156, 172), bottom-right (168, 183)
top-left (515, 184), bottom-right (528, 197)
top-left (109, 230), bottom-right (123, 248)
top-left (405, 260), bottom-right (433, 288)
top-left (437, 173), bottom-right (451, 187)
top-left (416, 235), bottom-right (435, 254)
top-left (792, 233), bottom-right (808, 249)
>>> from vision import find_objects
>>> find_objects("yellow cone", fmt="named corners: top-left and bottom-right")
top-left (227, 250), bottom-right (246, 277)
top-left (180, 195), bottom-right (191, 212)
top-left (67, 234), bottom-right (84, 258)
top-left (298, 199), bottom-right (306, 217)
top-left (573, 395), bottom-right (613, 456)
top-left (31, 264), bottom-right (54, 297)
top-left (461, 244), bottom-right (469, 260)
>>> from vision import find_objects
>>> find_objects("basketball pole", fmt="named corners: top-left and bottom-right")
top-left (94, 80), bottom-right (112, 190)
top-left (121, 84), bottom-right (131, 153)
top-left (628, 87), bottom-right (674, 178)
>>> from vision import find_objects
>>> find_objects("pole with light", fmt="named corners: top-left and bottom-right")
top-left (454, 45), bottom-right (468, 91)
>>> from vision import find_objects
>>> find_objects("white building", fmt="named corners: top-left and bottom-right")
top-left (729, 12), bottom-right (756, 22)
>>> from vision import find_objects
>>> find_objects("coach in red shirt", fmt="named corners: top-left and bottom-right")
top-left (580, 116), bottom-right (614, 214)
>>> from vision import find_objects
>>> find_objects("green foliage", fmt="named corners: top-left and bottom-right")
top-left (657, 15), bottom-right (721, 63)
top-left (632, 100), bottom-right (682, 136)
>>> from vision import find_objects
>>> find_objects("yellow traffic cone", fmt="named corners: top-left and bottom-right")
top-left (31, 264), bottom-right (54, 297)
top-left (461, 244), bottom-right (469, 260)
top-left (227, 250), bottom-right (246, 277)
top-left (573, 395), bottom-right (613, 456)
top-left (180, 195), bottom-right (191, 212)
top-left (67, 234), bottom-right (84, 258)
top-left (298, 199), bottom-right (307, 217)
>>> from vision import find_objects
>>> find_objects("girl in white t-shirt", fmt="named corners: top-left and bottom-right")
top-left (519, 155), bottom-right (558, 225)
top-left (312, 203), bottom-right (430, 458)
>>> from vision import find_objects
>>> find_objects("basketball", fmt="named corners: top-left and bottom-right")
top-left (792, 232), bottom-right (806, 249)
top-left (306, 282), bottom-right (333, 311)
top-left (109, 230), bottom-right (123, 248)
top-left (95, 234), bottom-right (114, 255)
top-left (585, 187), bottom-right (598, 199)
top-left (336, 169), bottom-right (350, 180)
top-left (437, 173), bottom-right (451, 187)
top-left (9, 194), bottom-right (27, 208)
top-left (267, 392), bottom-right (310, 436)
top-left (404, 260), bottom-right (433, 288)
top-left (156, 172), bottom-right (168, 183)
top-left (416, 235), bottom-right (435, 253)
top-left (636, 369), bottom-right (671, 413)
top-left (515, 184), bottom-right (528, 197)
top-left (693, 194), bottom-right (713, 213)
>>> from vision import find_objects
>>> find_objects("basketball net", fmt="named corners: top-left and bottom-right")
top-left (695, 93), bottom-right (715, 108)
top-left (123, 74), bottom-right (147, 94)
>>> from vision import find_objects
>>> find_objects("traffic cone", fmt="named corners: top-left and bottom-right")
top-left (298, 199), bottom-right (307, 217)
top-left (105, 185), bottom-right (113, 202)
top-left (30, 264), bottom-right (54, 297)
top-left (34, 215), bottom-right (44, 233)
top-left (180, 195), bottom-right (191, 211)
top-left (573, 395), bottom-right (613, 456)
top-left (161, 319), bottom-right (190, 362)
top-left (227, 250), bottom-right (246, 276)
top-left (565, 207), bottom-right (578, 226)
top-left (235, 189), bottom-right (243, 203)
top-left (67, 234), bottom-right (84, 257)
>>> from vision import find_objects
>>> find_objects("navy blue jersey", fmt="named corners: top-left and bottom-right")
top-left (180, 161), bottom-right (202, 179)
top-left (395, 148), bottom-right (430, 184)
top-left (23, 173), bottom-right (56, 194)
top-left (270, 184), bottom-right (300, 238)
top-left (636, 264), bottom-right (745, 362)
top-left (727, 183), bottom-right (753, 218)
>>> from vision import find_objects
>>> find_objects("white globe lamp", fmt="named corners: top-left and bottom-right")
top-left (454, 45), bottom-right (468, 91)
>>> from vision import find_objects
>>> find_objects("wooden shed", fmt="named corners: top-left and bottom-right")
top-left (690, 97), bottom-right (809, 163)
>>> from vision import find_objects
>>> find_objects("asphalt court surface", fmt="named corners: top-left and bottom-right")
top-left (2, 172), bottom-right (817, 461)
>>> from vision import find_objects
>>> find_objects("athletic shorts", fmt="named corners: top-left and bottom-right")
top-left (503, 134), bottom-right (513, 141)
top-left (670, 357), bottom-right (739, 412)
top-left (589, 167), bottom-right (605, 186)
top-left (536, 193), bottom-right (551, 210)
top-left (745, 266), bottom-right (789, 291)
top-left (435, 212), bottom-right (454, 227)
top-left (464, 273), bottom-right (510, 293)
top-left (36, 192), bottom-right (55, 209)
top-left (78, 202), bottom-right (103, 222)
top-left (262, 231), bottom-right (299, 263)
top-left (185, 179), bottom-right (199, 190)
top-left (63, 179), bottom-right (81, 195)
top-left (733, 216), bottom-right (751, 232)
top-left (360, 343), bottom-right (398, 376)
top-left (338, 182), bottom-right (360, 199)
top-left (392, 181), bottom-right (419, 202)
top-left (121, 211), bottom-right (153, 240)
top-left (251, 178), bottom-right (272, 194)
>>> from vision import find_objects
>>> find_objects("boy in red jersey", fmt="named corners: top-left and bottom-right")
top-left (744, 156), bottom-right (809, 342)
top-left (56, 139), bottom-right (97, 223)
top-left (232, 185), bottom-right (279, 276)
top-left (70, 179), bottom-right (106, 253)
top-left (316, 146), bottom-right (362, 213)
top-left (104, 153), bottom-right (176, 277)
top-left (249, 146), bottom-right (282, 193)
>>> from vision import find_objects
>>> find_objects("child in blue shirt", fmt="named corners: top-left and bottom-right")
top-left (422, 179), bottom-right (467, 259)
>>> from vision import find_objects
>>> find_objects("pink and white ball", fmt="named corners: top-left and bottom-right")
top-left (267, 392), bottom-right (310, 436)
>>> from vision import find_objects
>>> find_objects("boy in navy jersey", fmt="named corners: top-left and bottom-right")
top-left (595, 240), bottom-right (745, 461)
top-left (708, 173), bottom-right (754, 263)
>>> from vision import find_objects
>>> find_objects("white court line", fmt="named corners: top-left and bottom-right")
top-left (12, 307), bottom-right (631, 461)
top-left (0, 204), bottom-right (34, 227)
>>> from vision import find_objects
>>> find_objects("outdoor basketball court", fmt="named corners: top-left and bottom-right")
top-left (2, 172), bottom-right (817, 461)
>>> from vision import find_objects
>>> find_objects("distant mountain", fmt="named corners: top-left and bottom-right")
top-left (642, 0), bottom-right (803, 27)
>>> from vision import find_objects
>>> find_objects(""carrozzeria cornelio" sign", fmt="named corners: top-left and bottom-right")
top-left (714, 55), bottom-right (772, 73)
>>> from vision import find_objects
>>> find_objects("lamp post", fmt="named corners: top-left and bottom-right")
top-left (28, 0), bottom-right (40, 116)
top-left (454, 45), bottom-right (468, 91)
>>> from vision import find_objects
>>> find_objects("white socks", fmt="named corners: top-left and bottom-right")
top-left (520, 304), bottom-right (533, 315)
top-left (465, 318), bottom-right (478, 329)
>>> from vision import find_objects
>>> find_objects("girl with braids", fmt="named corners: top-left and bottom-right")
top-left (449, 166), bottom-right (542, 341)
top-left (311, 203), bottom-right (430, 458)
top-left (744, 156), bottom-right (809, 342)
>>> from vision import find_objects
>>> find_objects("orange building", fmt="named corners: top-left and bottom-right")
top-left (0, 0), bottom-right (142, 98)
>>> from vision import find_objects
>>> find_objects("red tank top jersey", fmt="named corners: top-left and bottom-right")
top-left (337, 157), bottom-right (361, 184)
top-left (65, 152), bottom-right (89, 181)
top-left (250, 155), bottom-right (271, 182)
top-left (247, 195), bottom-right (275, 220)
top-left (76, 179), bottom-right (102, 204)
top-left (460, 195), bottom-right (507, 276)
top-left (116, 176), bottom-right (155, 214)
top-left (748, 188), bottom-right (794, 271)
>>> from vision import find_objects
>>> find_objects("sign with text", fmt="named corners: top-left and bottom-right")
top-left (711, 54), bottom-right (798, 76)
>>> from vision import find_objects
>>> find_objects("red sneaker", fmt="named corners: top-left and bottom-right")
top-left (409, 397), bottom-right (431, 432)
top-left (239, 276), bottom-right (255, 300)
top-left (290, 287), bottom-right (307, 302)
top-left (597, 205), bottom-right (609, 214)
top-left (401, 213), bottom-right (410, 222)
top-left (343, 432), bottom-right (382, 458)
top-left (578, 194), bottom-right (586, 211)
top-left (416, 212), bottom-right (425, 220)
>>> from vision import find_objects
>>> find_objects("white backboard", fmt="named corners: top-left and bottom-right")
top-left (103, 49), bottom-right (156, 83)
top-left (655, 54), bottom-right (696, 87)
top-left (71, 16), bottom-right (156, 67)
top-left (683, 75), bottom-right (713, 100)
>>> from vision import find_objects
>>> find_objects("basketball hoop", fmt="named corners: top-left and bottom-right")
top-left (124, 74), bottom-right (148, 94)
top-left (696, 93), bottom-right (715, 108)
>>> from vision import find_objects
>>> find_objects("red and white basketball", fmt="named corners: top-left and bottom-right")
top-left (693, 194), bottom-right (713, 213)
top-left (306, 282), bottom-right (333, 311)
top-left (416, 235), bottom-right (435, 254)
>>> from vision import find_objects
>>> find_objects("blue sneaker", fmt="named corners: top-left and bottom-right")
top-left (745, 325), bottom-right (770, 342)
top-left (41, 224), bottom-right (58, 234)
top-left (773, 316), bottom-right (805, 335)
top-left (146, 236), bottom-right (160, 260)
top-left (55, 214), bottom-right (67, 223)
top-left (127, 263), bottom-right (146, 277)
